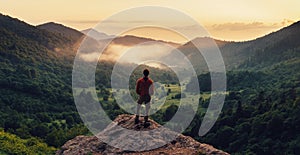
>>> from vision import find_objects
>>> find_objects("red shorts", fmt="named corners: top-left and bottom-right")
top-left (137, 95), bottom-right (151, 104)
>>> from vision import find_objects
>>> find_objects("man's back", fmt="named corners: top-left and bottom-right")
top-left (136, 77), bottom-right (154, 96)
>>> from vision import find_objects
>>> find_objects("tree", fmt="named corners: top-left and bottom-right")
top-left (103, 95), bottom-right (109, 101)
top-left (30, 124), bottom-right (49, 138)
top-left (164, 104), bottom-right (178, 121)
top-left (66, 116), bottom-right (75, 127)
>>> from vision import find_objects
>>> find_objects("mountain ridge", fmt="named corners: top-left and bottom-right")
top-left (0, 14), bottom-right (71, 51)
top-left (81, 28), bottom-right (115, 40)
top-left (174, 20), bottom-right (300, 71)
top-left (38, 22), bottom-right (84, 38)
top-left (34, 19), bottom-right (300, 70)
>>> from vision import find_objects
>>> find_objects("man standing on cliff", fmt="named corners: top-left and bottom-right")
top-left (135, 69), bottom-right (154, 126)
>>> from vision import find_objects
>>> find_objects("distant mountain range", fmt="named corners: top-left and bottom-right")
top-left (13, 15), bottom-right (299, 73)
top-left (173, 21), bottom-right (300, 72)
top-left (1, 12), bottom-right (299, 86)
top-left (81, 28), bottom-right (180, 46)
top-left (80, 20), bottom-right (300, 73)
top-left (81, 28), bottom-right (115, 40)
top-left (1, 12), bottom-right (299, 92)
top-left (35, 21), bottom-right (181, 64)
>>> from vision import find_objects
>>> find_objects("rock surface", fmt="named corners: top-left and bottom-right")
top-left (56, 114), bottom-right (229, 155)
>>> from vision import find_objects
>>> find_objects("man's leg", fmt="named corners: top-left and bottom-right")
top-left (136, 103), bottom-right (141, 116)
top-left (145, 102), bottom-right (150, 117)
top-left (135, 100), bottom-right (141, 124)
top-left (144, 101), bottom-right (151, 123)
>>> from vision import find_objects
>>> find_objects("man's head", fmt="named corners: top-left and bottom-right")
top-left (143, 69), bottom-right (149, 77)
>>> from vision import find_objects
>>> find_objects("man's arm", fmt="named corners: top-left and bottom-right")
top-left (149, 80), bottom-right (154, 96)
top-left (136, 80), bottom-right (140, 95)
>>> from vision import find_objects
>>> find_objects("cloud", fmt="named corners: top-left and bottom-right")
top-left (80, 42), bottom-right (174, 65)
top-left (79, 44), bottom-right (130, 62)
top-left (100, 42), bottom-right (173, 63)
top-left (101, 44), bottom-right (130, 62)
top-left (210, 19), bottom-right (295, 31)
top-left (61, 20), bottom-right (99, 24)
top-left (211, 22), bottom-right (275, 31)
top-left (80, 52), bottom-right (100, 62)
top-left (281, 18), bottom-right (294, 26)
top-left (205, 19), bottom-right (296, 41)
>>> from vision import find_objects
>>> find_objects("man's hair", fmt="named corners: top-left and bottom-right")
top-left (143, 69), bottom-right (149, 76)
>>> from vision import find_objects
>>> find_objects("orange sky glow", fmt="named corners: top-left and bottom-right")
top-left (0, 0), bottom-right (299, 43)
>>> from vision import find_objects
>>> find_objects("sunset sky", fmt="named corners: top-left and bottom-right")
top-left (1, 0), bottom-right (299, 42)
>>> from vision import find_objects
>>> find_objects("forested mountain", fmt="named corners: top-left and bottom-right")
top-left (175, 21), bottom-right (300, 71)
top-left (38, 22), bottom-right (84, 47)
top-left (186, 60), bottom-right (300, 154)
top-left (240, 21), bottom-right (300, 69)
top-left (0, 13), bottom-right (85, 150)
top-left (183, 22), bottom-right (300, 154)
top-left (111, 35), bottom-right (180, 47)
top-left (81, 28), bottom-right (115, 40)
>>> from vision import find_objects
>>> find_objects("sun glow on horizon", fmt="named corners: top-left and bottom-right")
top-left (1, 0), bottom-right (299, 41)
top-left (120, 27), bottom-right (188, 44)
